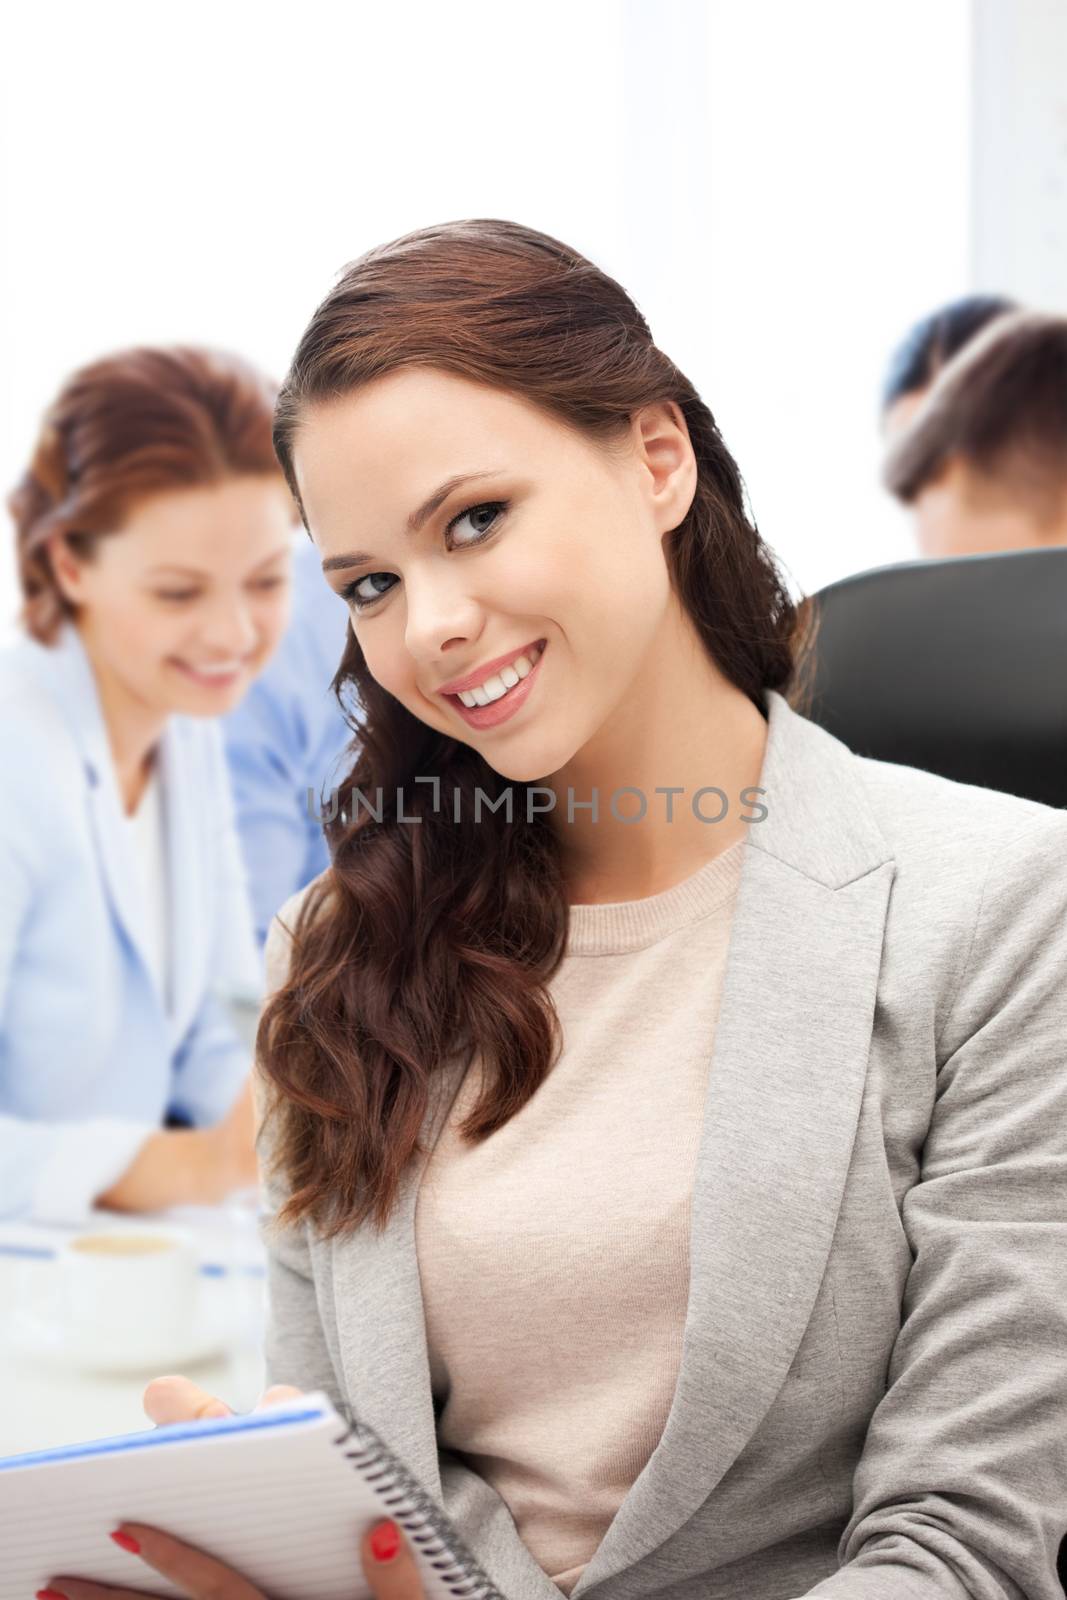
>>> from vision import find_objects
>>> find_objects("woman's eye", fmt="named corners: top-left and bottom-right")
top-left (252, 576), bottom-right (289, 592)
top-left (446, 500), bottom-right (507, 546)
top-left (343, 571), bottom-right (397, 610)
top-left (342, 500), bottom-right (508, 612)
top-left (155, 590), bottom-right (199, 603)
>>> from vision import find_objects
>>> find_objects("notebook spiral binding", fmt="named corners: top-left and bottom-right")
top-left (334, 1419), bottom-right (506, 1600)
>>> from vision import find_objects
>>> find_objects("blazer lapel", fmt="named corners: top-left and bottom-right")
top-left (569, 690), bottom-right (895, 1595)
top-left (328, 1057), bottom-right (471, 1500)
top-left (157, 721), bottom-right (209, 1035)
top-left (28, 626), bottom-right (158, 982)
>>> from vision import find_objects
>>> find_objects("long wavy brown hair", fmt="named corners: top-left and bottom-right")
top-left (259, 218), bottom-right (819, 1237)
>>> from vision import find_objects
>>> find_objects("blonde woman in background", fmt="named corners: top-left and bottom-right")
top-left (0, 346), bottom-right (297, 1222)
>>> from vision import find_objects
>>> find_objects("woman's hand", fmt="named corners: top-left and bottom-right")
top-left (95, 1077), bottom-right (259, 1212)
top-left (37, 1377), bottom-right (429, 1600)
top-left (38, 1513), bottom-right (425, 1600)
top-left (209, 1072), bottom-right (259, 1186)
top-left (142, 1372), bottom-right (301, 1424)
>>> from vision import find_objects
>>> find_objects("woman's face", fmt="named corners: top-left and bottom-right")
top-left (292, 366), bottom-right (696, 784)
top-left (50, 475), bottom-right (295, 719)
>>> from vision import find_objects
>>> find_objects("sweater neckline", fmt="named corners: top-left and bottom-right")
top-left (564, 837), bottom-right (748, 956)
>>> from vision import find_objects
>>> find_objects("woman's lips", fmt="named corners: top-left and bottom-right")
top-left (170, 658), bottom-right (248, 689)
top-left (436, 637), bottom-right (546, 697)
top-left (445, 641), bottom-right (547, 729)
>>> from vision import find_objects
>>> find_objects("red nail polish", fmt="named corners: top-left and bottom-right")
top-left (370, 1520), bottom-right (400, 1562)
top-left (36, 1590), bottom-right (67, 1599)
top-left (110, 1530), bottom-right (142, 1554)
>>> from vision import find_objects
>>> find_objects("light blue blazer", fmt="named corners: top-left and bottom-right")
top-left (0, 624), bottom-right (261, 1223)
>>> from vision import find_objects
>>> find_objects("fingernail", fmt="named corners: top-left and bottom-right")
top-left (37, 1590), bottom-right (66, 1599)
top-left (203, 1402), bottom-right (231, 1418)
top-left (110, 1530), bottom-right (142, 1554)
top-left (370, 1520), bottom-right (400, 1562)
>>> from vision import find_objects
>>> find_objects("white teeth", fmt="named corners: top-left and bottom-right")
top-left (456, 642), bottom-right (544, 708)
top-left (187, 662), bottom-right (241, 676)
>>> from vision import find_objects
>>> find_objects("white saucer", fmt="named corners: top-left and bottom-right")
top-left (5, 1300), bottom-right (232, 1375)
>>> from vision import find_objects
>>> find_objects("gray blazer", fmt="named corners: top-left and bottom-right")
top-left (260, 688), bottom-right (1067, 1600)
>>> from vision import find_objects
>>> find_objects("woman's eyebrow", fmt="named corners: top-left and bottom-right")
top-left (251, 543), bottom-right (294, 569)
top-left (321, 470), bottom-right (500, 573)
top-left (145, 543), bottom-right (291, 580)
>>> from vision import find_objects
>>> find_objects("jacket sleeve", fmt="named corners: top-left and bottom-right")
top-left (805, 811), bottom-right (1067, 1600)
top-left (1, 1114), bottom-right (158, 1224)
top-left (223, 676), bottom-right (331, 952)
top-left (256, 898), bottom-right (344, 1407)
top-left (168, 732), bottom-right (262, 1128)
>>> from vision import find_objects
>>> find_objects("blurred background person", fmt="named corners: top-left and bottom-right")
top-left (223, 533), bottom-right (354, 951)
top-left (880, 293), bottom-right (1018, 442)
top-left (882, 308), bottom-right (1067, 559)
top-left (0, 345), bottom-right (297, 1223)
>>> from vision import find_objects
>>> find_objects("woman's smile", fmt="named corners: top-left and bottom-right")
top-left (440, 638), bottom-right (547, 728)
top-left (168, 654), bottom-right (254, 692)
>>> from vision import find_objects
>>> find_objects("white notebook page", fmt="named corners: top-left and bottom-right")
top-left (0, 1393), bottom-right (491, 1600)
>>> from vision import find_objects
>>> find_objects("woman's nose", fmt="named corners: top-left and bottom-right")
top-left (199, 596), bottom-right (259, 657)
top-left (402, 570), bottom-right (482, 659)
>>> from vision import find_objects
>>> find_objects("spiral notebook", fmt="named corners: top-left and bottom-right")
top-left (0, 1392), bottom-right (504, 1600)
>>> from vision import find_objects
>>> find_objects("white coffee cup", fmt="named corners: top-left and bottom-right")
top-left (56, 1226), bottom-right (200, 1361)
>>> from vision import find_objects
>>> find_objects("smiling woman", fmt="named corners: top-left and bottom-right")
top-left (107, 223), bottom-right (1067, 1600)
top-left (0, 344), bottom-right (300, 1223)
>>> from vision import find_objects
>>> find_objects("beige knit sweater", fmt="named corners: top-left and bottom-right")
top-left (414, 837), bottom-right (747, 1595)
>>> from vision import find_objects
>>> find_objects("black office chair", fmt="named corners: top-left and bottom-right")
top-left (803, 545), bottom-right (1067, 1594)
top-left (802, 546), bottom-right (1067, 809)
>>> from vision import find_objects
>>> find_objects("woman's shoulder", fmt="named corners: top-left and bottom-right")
top-left (852, 747), bottom-right (1067, 863)
top-left (0, 652), bottom-right (91, 886)
top-left (847, 752), bottom-right (1067, 993)
top-left (772, 691), bottom-right (1066, 887)
top-left (0, 640), bottom-right (84, 790)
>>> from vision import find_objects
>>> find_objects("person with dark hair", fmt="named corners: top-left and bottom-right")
top-left (60, 226), bottom-right (1067, 1600)
top-left (1, 344), bottom-right (298, 1220)
top-left (883, 308), bottom-right (1067, 558)
top-left (880, 292), bottom-right (1018, 440)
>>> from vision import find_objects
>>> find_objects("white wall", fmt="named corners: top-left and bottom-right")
top-left (971, 0), bottom-right (1067, 312)
top-left (0, 0), bottom-right (974, 628)
top-left (679, 1), bottom-right (971, 597)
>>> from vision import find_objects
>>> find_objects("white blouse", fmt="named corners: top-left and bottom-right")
top-left (124, 764), bottom-right (171, 1013)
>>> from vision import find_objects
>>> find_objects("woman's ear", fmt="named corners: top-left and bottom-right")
top-left (45, 531), bottom-right (89, 606)
top-left (633, 401), bottom-right (698, 538)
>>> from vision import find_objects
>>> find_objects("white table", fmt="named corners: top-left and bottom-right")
top-left (0, 1203), bottom-right (269, 1456)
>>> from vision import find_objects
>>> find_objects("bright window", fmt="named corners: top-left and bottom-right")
top-left (0, 0), bottom-right (970, 626)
